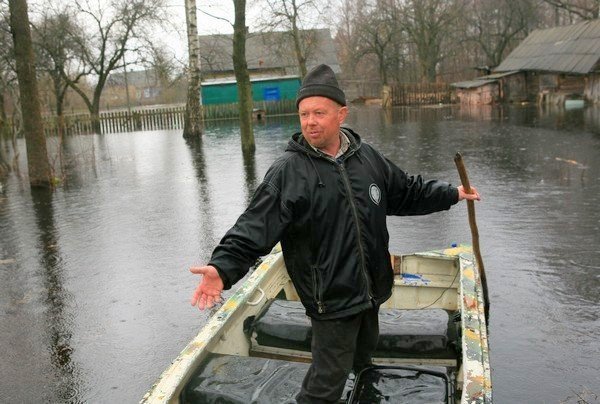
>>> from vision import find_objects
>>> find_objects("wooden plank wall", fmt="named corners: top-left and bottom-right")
top-left (391, 83), bottom-right (453, 105)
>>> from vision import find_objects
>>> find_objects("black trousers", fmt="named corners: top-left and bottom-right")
top-left (296, 306), bottom-right (379, 404)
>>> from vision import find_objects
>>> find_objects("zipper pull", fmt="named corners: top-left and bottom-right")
top-left (317, 302), bottom-right (324, 314)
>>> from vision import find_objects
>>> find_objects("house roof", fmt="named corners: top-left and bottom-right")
top-left (107, 69), bottom-right (159, 88)
top-left (451, 79), bottom-right (497, 89)
top-left (495, 19), bottom-right (600, 74)
top-left (198, 28), bottom-right (340, 76)
top-left (451, 71), bottom-right (518, 88)
top-left (202, 75), bottom-right (299, 86)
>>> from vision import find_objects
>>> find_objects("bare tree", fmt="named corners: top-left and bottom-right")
top-left (466, 0), bottom-right (536, 68)
top-left (32, 9), bottom-right (85, 137)
top-left (258, 0), bottom-right (325, 77)
top-left (334, 0), bottom-right (362, 78)
top-left (400, 0), bottom-right (463, 83)
top-left (141, 44), bottom-right (185, 104)
top-left (8, 0), bottom-right (52, 187)
top-left (233, 0), bottom-right (255, 153)
top-left (196, 2), bottom-right (254, 150)
top-left (0, 41), bottom-right (12, 175)
top-left (355, 0), bottom-right (399, 85)
top-left (183, 0), bottom-right (203, 138)
top-left (0, 3), bottom-right (21, 174)
top-left (59, 0), bottom-right (166, 134)
top-left (0, 6), bottom-right (15, 141)
top-left (542, 0), bottom-right (599, 20)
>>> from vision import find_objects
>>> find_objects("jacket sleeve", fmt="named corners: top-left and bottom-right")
top-left (208, 178), bottom-right (293, 290)
top-left (381, 156), bottom-right (459, 216)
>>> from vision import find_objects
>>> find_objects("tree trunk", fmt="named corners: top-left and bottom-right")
top-left (290, 2), bottom-right (307, 78)
top-left (183, 0), bottom-right (203, 138)
top-left (0, 93), bottom-right (10, 175)
top-left (377, 50), bottom-right (388, 85)
top-left (53, 75), bottom-right (67, 139)
top-left (9, 0), bottom-right (52, 187)
top-left (91, 89), bottom-right (103, 134)
top-left (233, 0), bottom-right (255, 153)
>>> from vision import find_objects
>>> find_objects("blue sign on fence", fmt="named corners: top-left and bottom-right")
top-left (263, 87), bottom-right (281, 101)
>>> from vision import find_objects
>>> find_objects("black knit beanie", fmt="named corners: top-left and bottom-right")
top-left (296, 64), bottom-right (346, 108)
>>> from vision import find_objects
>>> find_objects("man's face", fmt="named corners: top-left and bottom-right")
top-left (298, 96), bottom-right (348, 156)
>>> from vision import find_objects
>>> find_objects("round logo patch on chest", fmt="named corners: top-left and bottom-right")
top-left (369, 183), bottom-right (381, 206)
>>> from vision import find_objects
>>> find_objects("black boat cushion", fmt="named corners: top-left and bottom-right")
top-left (251, 299), bottom-right (313, 351)
top-left (181, 353), bottom-right (309, 403)
top-left (377, 308), bottom-right (456, 357)
top-left (250, 299), bottom-right (457, 359)
top-left (349, 366), bottom-right (448, 403)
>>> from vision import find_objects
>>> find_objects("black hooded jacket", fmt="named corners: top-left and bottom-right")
top-left (209, 127), bottom-right (459, 320)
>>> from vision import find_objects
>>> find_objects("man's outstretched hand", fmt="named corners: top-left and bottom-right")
top-left (190, 265), bottom-right (224, 310)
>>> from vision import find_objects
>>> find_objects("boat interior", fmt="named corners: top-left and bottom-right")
top-left (177, 251), bottom-right (465, 403)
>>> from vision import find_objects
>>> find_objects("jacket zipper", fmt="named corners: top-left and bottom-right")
top-left (337, 161), bottom-right (373, 300)
top-left (311, 265), bottom-right (325, 313)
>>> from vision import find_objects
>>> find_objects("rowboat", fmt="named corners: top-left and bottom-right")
top-left (141, 244), bottom-right (492, 403)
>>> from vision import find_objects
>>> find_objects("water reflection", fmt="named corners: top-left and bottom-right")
top-left (456, 103), bottom-right (600, 135)
top-left (185, 136), bottom-right (216, 257)
top-left (30, 188), bottom-right (81, 402)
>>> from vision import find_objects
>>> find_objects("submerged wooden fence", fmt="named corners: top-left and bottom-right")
top-left (391, 83), bottom-right (454, 105)
top-left (7, 100), bottom-right (298, 137)
top-left (6, 86), bottom-right (457, 137)
top-left (39, 106), bottom-right (188, 136)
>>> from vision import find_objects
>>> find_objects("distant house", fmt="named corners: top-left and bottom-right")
top-left (201, 75), bottom-right (301, 105)
top-left (453, 19), bottom-right (600, 105)
top-left (452, 72), bottom-right (519, 105)
top-left (199, 28), bottom-right (340, 78)
top-left (197, 29), bottom-right (340, 106)
top-left (106, 69), bottom-right (162, 103)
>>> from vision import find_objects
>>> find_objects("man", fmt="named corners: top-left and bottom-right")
top-left (190, 64), bottom-right (480, 403)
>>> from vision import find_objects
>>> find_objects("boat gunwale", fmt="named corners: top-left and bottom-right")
top-left (436, 246), bottom-right (493, 403)
top-left (140, 248), bottom-right (286, 403)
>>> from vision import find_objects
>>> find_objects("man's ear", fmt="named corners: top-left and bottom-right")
top-left (338, 106), bottom-right (348, 124)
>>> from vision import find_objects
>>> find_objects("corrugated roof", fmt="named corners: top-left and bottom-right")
top-left (107, 69), bottom-right (158, 88)
top-left (202, 75), bottom-right (299, 86)
top-left (450, 71), bottom-right (518, 88)
top-left (198, 29), bottom-right (340, 76)
top-left (451, 79), bottom-right (497, 89)
top-left (480, 71), bottom-right (519, 79)
top-left (495, 19), bottom-right (600, 74)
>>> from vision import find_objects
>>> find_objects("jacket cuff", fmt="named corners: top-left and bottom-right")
top-left (451, 186), bottom-right (460, 205)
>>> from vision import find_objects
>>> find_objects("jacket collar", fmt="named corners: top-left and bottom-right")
top-left (287, 126), bottom-right (362, 158)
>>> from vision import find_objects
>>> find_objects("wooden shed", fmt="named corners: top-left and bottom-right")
top-left (494, 19), bottom-right (600, 105)
top-left (451, 71), bottom-right (525, 105)
top-left (451, 79), bottom-right (499, 105)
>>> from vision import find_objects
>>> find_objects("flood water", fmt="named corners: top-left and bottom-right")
top-left (1, 104), bottom-right (599, 403)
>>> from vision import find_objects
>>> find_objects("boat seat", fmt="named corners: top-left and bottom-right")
top-left (181, 353), bottom-right (348, 403)
top-left (247, 299), bottom-right (458, 360)
top-left (348, 365), bottom-right (450, 403)
top-left (181, 353), bottom-right (449, 403)
top-left (181, 353), bottom-right (308, 403)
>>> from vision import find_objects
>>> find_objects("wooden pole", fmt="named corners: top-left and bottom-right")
top-left (454, 152), bottom-right (490, 324)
